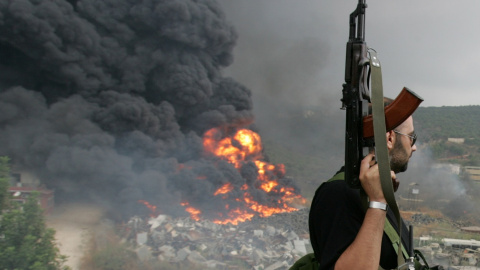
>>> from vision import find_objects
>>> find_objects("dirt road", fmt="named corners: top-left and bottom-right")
top-left (46, 203), bottom-right (105, 270)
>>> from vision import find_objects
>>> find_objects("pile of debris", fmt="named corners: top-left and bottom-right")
top-left (407, 212), bottom-right (470, 229)
top-left (119, 208), bottom-right (312, 269)
top-left (410, 213), bottom-right (443, 225)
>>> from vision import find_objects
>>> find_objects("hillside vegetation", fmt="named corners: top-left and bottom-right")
top-left (414, 106), bottom-right (480, 165)
top-left (414, 106), bottom-right (480, 141)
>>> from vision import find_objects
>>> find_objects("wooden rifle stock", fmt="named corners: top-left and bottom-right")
top-left (362, 87), bottom-right (423, 138)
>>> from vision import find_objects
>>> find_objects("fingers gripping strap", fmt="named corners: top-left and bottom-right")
top-left (369, 49), bottom-right (406, 268)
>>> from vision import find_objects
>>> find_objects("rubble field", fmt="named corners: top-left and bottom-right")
top-left (116, 208), bottom-right (478, 270)
top-left (120, 208), bottom-right (311, 270)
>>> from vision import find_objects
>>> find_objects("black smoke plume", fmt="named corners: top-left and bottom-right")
top-left (0, 0), bottom-right (299, 220)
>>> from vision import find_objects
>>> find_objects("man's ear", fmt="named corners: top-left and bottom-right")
top-left (386, 130), bottom-right (395, 150)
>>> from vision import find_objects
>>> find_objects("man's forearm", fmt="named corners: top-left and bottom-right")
top-left (334, 208), bottom-right (386, 270)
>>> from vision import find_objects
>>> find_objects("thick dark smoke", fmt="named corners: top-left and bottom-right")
top-left (0, 0), bottom-right (299, 220)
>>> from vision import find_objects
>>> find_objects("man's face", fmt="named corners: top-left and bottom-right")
top-left (389, 116), bottom-right (417, 173)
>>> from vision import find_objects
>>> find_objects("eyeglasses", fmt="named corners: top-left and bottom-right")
top-left (394, 130), bottom-right (417, 146)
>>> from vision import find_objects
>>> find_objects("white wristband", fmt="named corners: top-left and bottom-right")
top-left (369, 201), bottom-right (388, 211)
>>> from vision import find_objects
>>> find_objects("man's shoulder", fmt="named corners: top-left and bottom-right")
top-left (314, 171), bottom-right (359, 204)
top-left (327, 171), bottom-right (345, 182)
top-left (316, 171), bottom-right (346, 191)
top-left (316, 179), bottom-right (350, 197)
top-left (313, 172), bottom-right (357, 200)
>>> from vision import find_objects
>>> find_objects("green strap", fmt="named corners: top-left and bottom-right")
top-left (369, 49), bottom-right (405, 268)
top-left (414, 249), bottom-right (431, 269)
top-left (328, 172), bottom-right (345, 182)
top-left (288, 253), bottom-right (319, 270)
top-left (384, 218), bottom-right (409, 259)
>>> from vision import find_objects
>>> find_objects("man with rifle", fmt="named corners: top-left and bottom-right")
top-left (291, 1), bottom-right (441, 270)
top-left (308, 111), bottom-right (418, 270)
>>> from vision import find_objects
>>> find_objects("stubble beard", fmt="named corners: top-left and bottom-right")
top-left (389, 138), bottom-right (410, 173)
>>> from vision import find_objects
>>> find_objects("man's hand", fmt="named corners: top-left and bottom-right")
top-left (336, 152), bottom-right (389, 270)
top-left (359, 153), bottom-right (396, 204)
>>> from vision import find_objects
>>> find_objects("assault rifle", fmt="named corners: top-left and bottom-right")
top-left (341, 0), bottom-right (423, 189)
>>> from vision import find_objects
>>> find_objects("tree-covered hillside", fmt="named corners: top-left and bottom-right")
top-left (414, 106), bottom-right (480, 165)
top-left (414, 106), bottom-right (480, 142)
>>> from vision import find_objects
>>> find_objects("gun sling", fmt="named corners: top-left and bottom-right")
top-left (369, 49), bottom-right (407, 269)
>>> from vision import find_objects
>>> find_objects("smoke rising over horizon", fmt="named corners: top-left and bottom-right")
top-left (0, 0), bottom-right (303, 221)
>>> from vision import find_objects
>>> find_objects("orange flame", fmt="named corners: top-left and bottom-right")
top-left (192, 127), bottom-right (306, 224)
top-left (138, 128), bottom-right (306, 224)
top-left (213, 207), bottom-right (256, 225)
top-left (138, 200), bottom-right (158, 217)
top-left (203, 128), bottom-right (262, 168)
top-left (181, 201), bottom-right (202, 221)
top-left (131, 128), bottom-right (310, 225)
top-left (214, 183), bottom-right (234, 196)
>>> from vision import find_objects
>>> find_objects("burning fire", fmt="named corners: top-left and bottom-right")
top-left (203, 128), bottom-right (263, 169)
top-left (139, 127), bottom-right (306, 225)
top-left (180, 201), bottom-right (202, 221)
top-left (138, 200), bottom-right (159, 217)
top-left (214, 183), bottom-right (234, 196)
top-left (200, 127), bottom-right (306, 225)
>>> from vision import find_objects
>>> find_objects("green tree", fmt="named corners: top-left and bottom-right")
top-left (0, 156), bottom-right (10, 211)
top-left (0, 157), bottom-right (70, 270)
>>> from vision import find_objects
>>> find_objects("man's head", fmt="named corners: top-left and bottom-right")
top-left (368, 96), bottom-right (417, 173)
top-left (386, 116), bottom-right (417, 173)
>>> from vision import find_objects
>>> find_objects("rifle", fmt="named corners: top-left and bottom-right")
top-left (341, 0), bottom-right (423, 189)
top-left (340, 2), bottom-right (424, 269)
